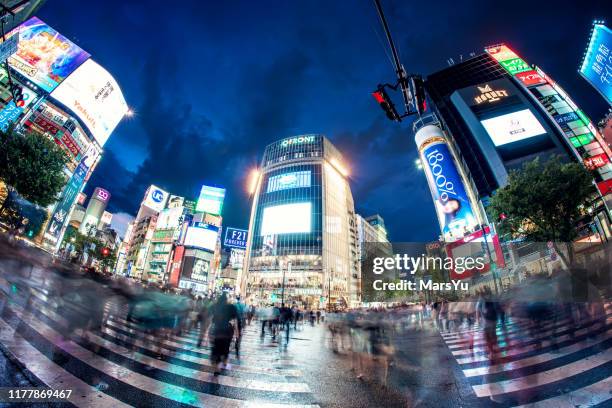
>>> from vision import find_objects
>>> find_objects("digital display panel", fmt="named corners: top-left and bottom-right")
top-left (260, 202), bottom-right (311, 235)
top-left (480, 109), bottom-right (546, 146)
top-left (7, 17), bottom-right (90, 92)
top-left (267, 170), bottom-right (311, 193)
top-left (196, 185), bottom-right (225, 215)
top-left (51, 59), bottom-right (128, 146)
top-left (184, 224), bottom-right (218, 251)
top-left (579, 24), bottom-right (612, 105)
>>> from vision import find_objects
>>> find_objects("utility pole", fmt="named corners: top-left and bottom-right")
top-left (372, 0), bottom-right (412, 114)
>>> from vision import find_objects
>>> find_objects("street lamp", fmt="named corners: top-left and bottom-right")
top-left (415, 158), bottom-right (423, 170)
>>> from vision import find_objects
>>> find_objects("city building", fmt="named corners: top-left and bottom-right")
top-left (418, 44), bottom-right (612, 286)
top-left (0, 16), bottom-right (127, 251)
top-left (354, 214), bottom-right (392, 307)
top-left (78, 187), bottom-right (110, 235)
top-left (243, 134), bottom-right (359, 309)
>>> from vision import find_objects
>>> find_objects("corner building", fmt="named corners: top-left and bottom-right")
top-left (244, 135), bottom-right (358, 309)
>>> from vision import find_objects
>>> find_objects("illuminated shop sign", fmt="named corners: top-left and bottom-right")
top-left (280, 135), bottom-right (315, 147)
top-left (473, 84), bottom-right (509, 105)
top-left (514, 70), bottom-right (546, 87)
top-left (584, 153), bottom-right (609, 170)
top-left (224, 227), bottom-right (248, 249)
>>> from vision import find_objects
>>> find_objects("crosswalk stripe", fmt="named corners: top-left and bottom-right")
top-left (455, 319), bottom-right (611, 365)
top-left (5, 303), bottom-right (319, 407)
top-left (462, 329), bottom-right (612, 377)
top-left (451, 315), bottom-right (612, 356)
top-left (514, 376), bottom-right (612, 407)
top-left (0, 318), bottom-right (130, 408)
top-left (26, 289), bottom-right (304, 378)
top-left (471, 348), bottom-right (612, 397)
top-left (26, 299), bottom-right (309, 392)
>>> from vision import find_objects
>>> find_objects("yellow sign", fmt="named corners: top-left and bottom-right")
top-left (474, 84), bottom-right (508, 105)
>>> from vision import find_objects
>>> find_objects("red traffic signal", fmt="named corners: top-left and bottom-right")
top-left (372, 86), bottom-right (401, 122)
top-left (11, 85), bottom-right (25, 107)
top-left (101, 247), bottom-right (111, 257)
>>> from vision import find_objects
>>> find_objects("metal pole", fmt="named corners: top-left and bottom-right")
top-left (481, 225), bottom-right (499, 294)
top-left (281, 260), bottom-right (286, 307)
top-left (372, 0), bottom-right (412, 113)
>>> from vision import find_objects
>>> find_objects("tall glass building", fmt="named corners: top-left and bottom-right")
top-left (243, 135), bottom-right (358, 309)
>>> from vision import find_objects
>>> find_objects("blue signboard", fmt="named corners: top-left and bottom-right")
top-left (224, 227), bottom-right (248, 249)
top-left (580, 24), bottom-right (612, 105)
top-left (421, 141), bottom-right (478, 241)
top-left (46, 161), bottom-right (89, 240)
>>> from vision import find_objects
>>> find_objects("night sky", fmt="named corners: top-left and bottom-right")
top-left (37, 0), bottom-right (610, 241)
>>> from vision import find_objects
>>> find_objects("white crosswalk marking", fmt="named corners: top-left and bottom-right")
top-left (0, 284), bottom-right (320, 408)
top-left (440, 303), bottom-right (612, 406)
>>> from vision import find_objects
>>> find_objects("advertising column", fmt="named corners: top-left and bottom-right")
top-left (415, 125), bottom-right (479, 242)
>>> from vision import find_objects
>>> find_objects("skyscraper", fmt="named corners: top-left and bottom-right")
top-left (243, 135), bottom-right (358, 310)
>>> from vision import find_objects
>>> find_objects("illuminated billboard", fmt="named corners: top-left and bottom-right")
top-left (579, 23), bottom-right (612, 105)
top-left (7, 17), bottom-right (90, 92)
top-left (184, 224), bottom-right (218, 252)
top-left (480, 109), bottom-right (546, 146)
top-left (51, 59), bottom-right (128, 146)
top-left (260, 202), bottom-right (311, 235)
top-left (195, 185), bottom-right (225, 215)
top-left (142, 185), bottom-right (168, 213)
top-left (267, 171), bottom-right (311, 193)
top-left (224, 227), bottom-right (248, 249)
top-left (415, 125), bottom-right (478, 242)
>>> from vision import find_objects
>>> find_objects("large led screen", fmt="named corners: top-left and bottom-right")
top-left (51, 59), bottom-right (128, 146)
top-left (267, 171), bottom-right (311, 193)
top-left (579, 24), bottom-right (612, 105)
top-left (184, 225), bottom-right (218, 251)
top-left (196, 185), bottom-right (225, 215)
top-left (480, 109), bottom-right (546, 146)
top-left (260, 202), bottom-right (311, 235)
top-left (7, 17), bottom-right (90, 92)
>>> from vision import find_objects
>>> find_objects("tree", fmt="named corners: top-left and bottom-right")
top-left (489, 156), bottom-right (596, 267)
top-left (0, 125), bottom-right (68, 212)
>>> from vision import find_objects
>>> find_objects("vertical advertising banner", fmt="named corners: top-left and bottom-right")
top-left (579, 24), bottom-right (612, 105)
top-left (45, 161), bottom-right (89, 240)
top-left (415, 125), bottom-right (478, 242)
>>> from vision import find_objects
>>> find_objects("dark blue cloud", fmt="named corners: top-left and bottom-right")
top-left (39, 0), bottom-right (610, 241)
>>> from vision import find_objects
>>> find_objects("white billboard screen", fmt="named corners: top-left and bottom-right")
top-left (51, 59), bottom-right (128, 146)
top-left (184, 226), bottom-right (218, 251)
top-left (480, 109), bottom-right (546, 146)
top-left (260, 202), bottom-right (311, 235)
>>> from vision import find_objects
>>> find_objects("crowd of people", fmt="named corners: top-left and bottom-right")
top-left (1, 235), bottom-right (609, 387)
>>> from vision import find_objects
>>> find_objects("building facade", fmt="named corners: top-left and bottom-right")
top-left (243, 134), bottom-right (358, 309)
top-left (0, 16), bottom-right (127, 251)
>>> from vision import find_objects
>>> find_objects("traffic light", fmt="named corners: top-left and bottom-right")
top-left (11, 85), bottom-right (25, 107)
top-left (372, 86), bottom-right (401, 122)
top-left (101, 247), bottom-right (111, 257)
top-left (411, 76), bottom-right (427, 115)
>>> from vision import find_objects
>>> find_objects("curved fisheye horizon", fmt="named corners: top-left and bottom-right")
top-left (0, 1), bottom-right (610, 407)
